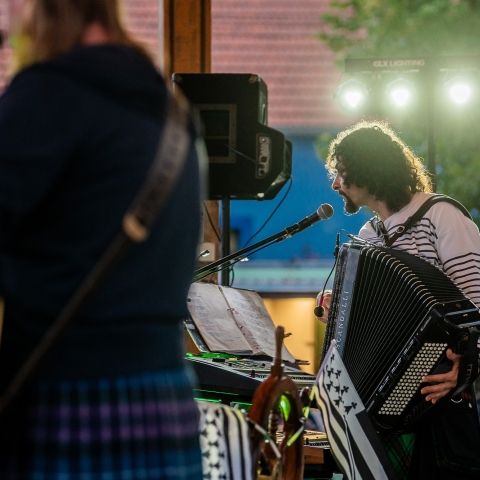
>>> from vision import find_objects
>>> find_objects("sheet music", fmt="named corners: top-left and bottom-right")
top-left (187, 282), bottom-right (296, 362)
top-left (187, 283), bottom-right (253, 353)
top-left (221, 287), bottom-right (296, 362)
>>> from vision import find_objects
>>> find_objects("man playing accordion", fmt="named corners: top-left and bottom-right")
top-left (319, 120), bottom-right (480, 479)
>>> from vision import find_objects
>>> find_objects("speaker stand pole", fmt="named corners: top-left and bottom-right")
top-left (219, 197), bottom-right (231, 286)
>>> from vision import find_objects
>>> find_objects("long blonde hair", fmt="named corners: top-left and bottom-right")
top-left (12, 0), bottom-right (151, 71)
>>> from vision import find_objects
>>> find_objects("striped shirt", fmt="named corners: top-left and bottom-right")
top-left (359, 192), bottom-right (480, 306)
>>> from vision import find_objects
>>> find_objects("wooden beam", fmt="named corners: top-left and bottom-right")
top-left (162, 0), bottom-right (211, 77)
top-left (161, 0), bottom-right (219, 273)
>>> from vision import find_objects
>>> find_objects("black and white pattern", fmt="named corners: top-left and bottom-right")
top-left (315, 342), bottom-right (394, 480)
top-left (197, 401), bottom-right (252, 480)
top-left (360, 192), bottom-right (480, 306)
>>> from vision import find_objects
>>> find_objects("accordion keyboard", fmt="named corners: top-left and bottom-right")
top-left (323, 242), bottom-right (480, 432)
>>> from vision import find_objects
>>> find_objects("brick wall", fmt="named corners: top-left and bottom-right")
top-left (123, 0), bottom-right (160, 62)
top-left (0, 2), bottom-right (10, 90)
top-left (0, 1), bottom-right (344, 129)
top-left (211, 0), bottom-right (344, 129)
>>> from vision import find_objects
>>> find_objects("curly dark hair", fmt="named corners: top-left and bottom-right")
top-left (326, 120), bottom-right (432, 212)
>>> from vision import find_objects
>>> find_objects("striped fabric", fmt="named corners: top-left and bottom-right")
top-left (197, 401), bottom-right (252, 480)
top-left (359, 191), bottom-right (480, 478)
top-left (359, 191), bottom-right (480, 306)
top-left (315, 342), bottom-right (394, 480)
top-left (0, 367), bottom-right (202, 480)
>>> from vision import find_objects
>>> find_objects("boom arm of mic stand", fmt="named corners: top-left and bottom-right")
top-left (194, 223), bottom-right (299, 282)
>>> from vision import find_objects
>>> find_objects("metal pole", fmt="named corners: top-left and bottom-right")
top-left (219, 197), bottom-right (230, 285)
top-left (426, 68), bottom-right (436, 192)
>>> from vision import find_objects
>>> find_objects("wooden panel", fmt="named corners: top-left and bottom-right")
top-left (263, 297), bottom-right (323, 375)
top-left (161, 0), bottom-right (219, 264)
top-left (162, 0), bottom-right (211, 77)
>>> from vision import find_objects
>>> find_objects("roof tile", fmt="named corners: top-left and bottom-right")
top-left (212, 0), bottom-right (345, 129)
top-left (0, 1), bottom-right (346, 129)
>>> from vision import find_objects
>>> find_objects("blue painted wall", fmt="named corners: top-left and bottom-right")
top-left (229, 134), bottom-right (370, 261)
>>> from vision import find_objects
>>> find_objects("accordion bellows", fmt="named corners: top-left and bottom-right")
top-left (323, 242), bottom-right (480, 433)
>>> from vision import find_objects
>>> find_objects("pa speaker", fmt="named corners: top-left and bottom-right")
top-left (172, 73), bottom-right (292, 200)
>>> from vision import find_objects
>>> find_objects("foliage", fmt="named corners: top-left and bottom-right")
top-left (316, 0), bottom-right (480, 220)
top-left (318, 0), bottom-right (480, 59)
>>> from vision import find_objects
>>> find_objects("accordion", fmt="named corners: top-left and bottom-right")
top-left (322, 241), bottom-right (480, 433)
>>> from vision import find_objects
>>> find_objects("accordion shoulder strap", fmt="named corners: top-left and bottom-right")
top-left (371, 194), bottom-right (472, 247)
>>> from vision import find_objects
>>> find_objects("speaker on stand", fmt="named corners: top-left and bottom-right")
top-left (173, 73), bottom-right (292, 285)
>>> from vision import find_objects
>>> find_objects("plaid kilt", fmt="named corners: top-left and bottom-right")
top-left (0, 367), bottom-right (202, 480)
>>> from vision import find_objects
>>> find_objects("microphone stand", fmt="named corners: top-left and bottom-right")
top-left (220, 196), bottom-right (231, 286)
top-left (195, 217), bottom-right (316, 282)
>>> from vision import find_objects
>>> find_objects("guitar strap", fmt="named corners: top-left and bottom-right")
top-left (369, 193), bottom-right (472, 248)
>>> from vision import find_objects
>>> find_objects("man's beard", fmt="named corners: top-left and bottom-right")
top-left (341, 193), bottom-right (360, 214)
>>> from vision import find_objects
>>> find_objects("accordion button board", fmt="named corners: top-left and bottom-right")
top-left (323, 242), bottom-right (480, 433)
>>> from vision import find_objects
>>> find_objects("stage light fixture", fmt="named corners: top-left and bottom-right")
top-left (386, 78), bottom-right (414, 109)
top-left (446, 77), bottom-right (474, 105)
top-left (336, 78), bottom-right (368, 111)
top-left (339, 55), bottom-right (480, 190)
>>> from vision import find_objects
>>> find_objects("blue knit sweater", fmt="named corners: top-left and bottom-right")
top-left (0, 45), bottom-right (201, 383)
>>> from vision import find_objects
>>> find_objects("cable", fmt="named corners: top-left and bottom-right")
top-left (233, 183), bottom-right (293, 285)
top-left (228, 145), bottom-right (257, 165)
top-left (314, 232), bottom-right (339, 317)
top-left (228, 265), bottom-right (235, 287)
top-left (203, 201), bottom-right (221, 242)
top-left (226, 177), bottom-right (293, 287)
top-left (242, 177), bottom-right (293, 248)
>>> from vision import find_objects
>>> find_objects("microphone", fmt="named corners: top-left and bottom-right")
top-left (287, 203), bottom-right (334, 235)
top-left (194, 203), bottom-right (333, 281)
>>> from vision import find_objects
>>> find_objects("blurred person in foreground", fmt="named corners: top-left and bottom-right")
top-left (321, 120), bottom-right (480, 479)
top-left (0, 0), bottom-right (203, 478)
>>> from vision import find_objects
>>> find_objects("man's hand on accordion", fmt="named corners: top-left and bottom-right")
top-left (420, 349), bottom-right (461, 404)
top-left (314, 290), bottom-right (332, 323)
